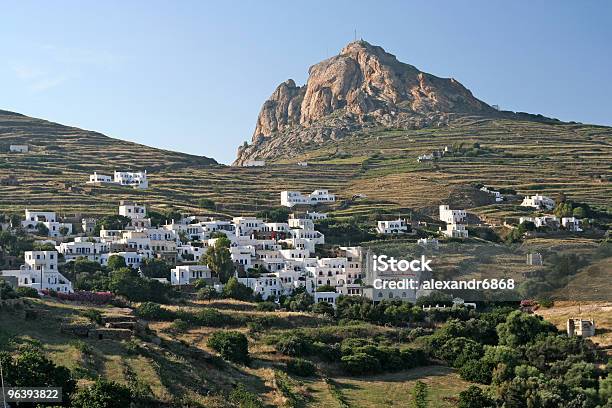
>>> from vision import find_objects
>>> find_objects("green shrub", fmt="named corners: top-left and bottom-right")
top-left (15, 287), bottom-right (39, 298)
top-left (286, 358), bottom-right (317, 377)
top-left (169, 319), bottom-right (189, 333)
top-left (135, 302), bottom-right (175, 321)
top-left (196, 308), bottom-right (231, 327)
top-left (275, 335), bottom-right (312, 357)
top-left (255, 301), bottom-right (277, 312)
top-left (341, 352), bottom-right (381, 375)
top-left (229, 384), bottom-right (264, 408)
top-left (207, 331), bottom-right (249, 364)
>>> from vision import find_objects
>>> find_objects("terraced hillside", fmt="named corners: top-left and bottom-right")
top-left (0, 109), bottom-right (610, 223)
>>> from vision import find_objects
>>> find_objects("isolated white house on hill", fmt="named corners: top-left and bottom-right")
top-left (377, 219), bottom-right (410, 234)
top-left (114, 170), bottom-right (148, 189)
top-left (9, 144), bottom-right (28, 153)
top-left (521, 194), bottom-right (555, 210)
top-left (281, 189), bottom-right (336, 207)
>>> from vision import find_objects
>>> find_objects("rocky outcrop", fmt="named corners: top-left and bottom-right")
top-left (235, 40), bottom-right (496, 165)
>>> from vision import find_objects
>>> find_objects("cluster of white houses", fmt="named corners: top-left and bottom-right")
top-left (1, 201), bottom-right (430, 306)
top-left (87, 171), bottom-right (148, 189)
top-left (519, 194), bottom-right (583, 232)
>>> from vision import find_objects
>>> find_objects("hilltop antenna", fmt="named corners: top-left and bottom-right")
top-left (354, 29), bottom-right (357, 42)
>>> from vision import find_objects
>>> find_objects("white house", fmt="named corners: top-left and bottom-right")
top-left (9, 144), bottom-right (28, 153)
top-left (443, 223), bottom-right (468, 238)
top-left (87, 172), bottom-right (113, 184)
top-left (21, 210), bottom-right (72, 237)
top-left (56, 239), bottom-right (109, 262)
top-left (480, 187), bottom-right (503, 202)
top-left (101, 252), bottom-right (146, 269)
top-left (119, 201), bottom-right (147, 219)
top-left (297, 162), bottom-right (308, 167)
top-left (1, 251), bottom-right (72, 293)
top-left (281, 190), bottom-right (336, 207)
top-left (314, 291), bottom-right (341, 307)
top-left (114, 170), bottom-right (148, 189)
top-left (519, 216), bottom-right (559, 229)
top-left (561, 217), bottom-right (583, 232)
top-left (170, 265), bottom-right (212, 286)
top-left (521, 194), bottom-right (555, 210)
top-left (281, 191), bottom-right (309, 207)
top-left (242, 160), bottom-right (265, 167)
top-left (439, 205), bottom-right (466, 224)
top-left (417, 238), bottom-right (439, 250)
top-left (238, 274), bottom-right (282, 299)
top-left (377, 219), bottom-right (409, 234)
top-left (305, 211), bottom-right (327, 220)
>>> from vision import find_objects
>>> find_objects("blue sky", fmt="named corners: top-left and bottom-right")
top-left (1, 1), bottom-right (610, 164)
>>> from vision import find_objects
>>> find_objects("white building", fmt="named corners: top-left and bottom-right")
top-left (519, 216), bottom-right (560, 229)
top-left (562, 217), bottom-right (583, 232)
top-left (480, 186), bottom-right (503, 202)
top-left (281, 189), bottom-right (336, 207)
top-left (521, 194), bottom-right (555, 210)
top-left (1, 251), bottom-right (72, 293)
top-left (567, 318), bottom-right (595, 337)
top-left (377, 219), bottom-right (410, 234)
top-left (305, 211), bottom-right (327, 220)
top-left (170, 265), bottom-right (212, 286)
top-left (439, 205), bottom-right (466, 224)
top-left (443, 223), bottom-right (468, 238)
top-left (9, 144), bottom-right (28, 153)
top-left (21, 210), bottom-right (72, 237)
top-left (87, 172), bottom-right (113, 184)
top-left (314, 291), bottom-right (341, 307)
top-left (417, 238), bottom-right (439, 250)
top-left (297, 162), bottom-right (308, 167)
top-left (56, 239), bottom-right (109, 262)
top-left (101, 252), bottom-right (146, 269)
top-left (114, 170), bottom-right (148, 189)
top-left (238, 274), bottom-right (282, 299)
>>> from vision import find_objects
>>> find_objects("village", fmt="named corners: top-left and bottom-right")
top-left (0, 183), bottom-right (591, 318)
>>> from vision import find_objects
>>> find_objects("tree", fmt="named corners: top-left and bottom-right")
top-left (256, 207), bottom-right (290, 223)
top-left (0, 280), bottom-right (17, 299)
top-left (0, 347), bottom-right (76, 401)
top-left (311, 301), bottom-right (335, 317)
top-left (196, 286), bottom-right (219, 301)
top-left (140, 258), bottom-right (171, 279)
top-left (496, 310), bottom-right (556, 347)
top-left (207, 331), bottom-right (250, 364)
top-left (222, 277), bottom-right (253, 301)
top-left (341, 353), bottom-right (381, 375)
top-left (204, 236), bottom-right (234, 283)
top-left (106, 254), bottom-right (126, 271)
top-left (459, 359), bottom-right (493, 384)
top-left (71, 378), bottom-right (132, 408)
top-left (315, 284), bottom-right (336, 292)
top-left (411, 380), bottom-right (428, 408)
top-left (59, 226), bottom-right (70, 236)
top-left (35, 222), bottom-right (49, 236)
top-left (458, 386), bottom-right (495, 408)
top-left (572, 206), bottom-right (587, 219)
top-left (94, 215), bottom-right (131, 233)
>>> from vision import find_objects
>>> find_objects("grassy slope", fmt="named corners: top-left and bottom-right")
top-left (0, 298), bottom-right (469, 407)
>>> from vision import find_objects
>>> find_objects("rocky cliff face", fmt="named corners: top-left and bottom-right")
top-left (235, 40), bottom-right (496, 165)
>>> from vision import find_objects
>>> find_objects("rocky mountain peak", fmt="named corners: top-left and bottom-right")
top-left (235, 40), bottom-right (496, 165)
